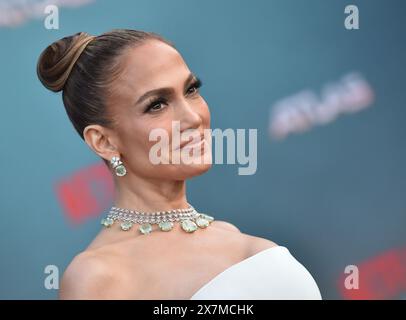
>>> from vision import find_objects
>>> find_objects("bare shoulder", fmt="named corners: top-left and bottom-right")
top-left (211, 220), bottom-right (241, 233)
top-left (210, 221), bottom-right (278, 251)
top-left (245, 234), bottom-right (279, 253)
top-left (59, 250), bottom-right (124, 299)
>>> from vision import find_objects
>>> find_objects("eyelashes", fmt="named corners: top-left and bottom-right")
top-left (188, 78), bottom-right (202, 94)
top-left (144, 78), bottom-right (203, 113)
top-left (145, 97), bottom-right (167, 113)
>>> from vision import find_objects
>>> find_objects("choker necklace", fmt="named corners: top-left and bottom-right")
top-left (100, 203), bottom-right (214, 235)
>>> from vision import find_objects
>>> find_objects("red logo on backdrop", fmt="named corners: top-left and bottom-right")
top-left (338, 246), bottom-right (406, 299)
top-left (55, 162), bottom-right (114, 224)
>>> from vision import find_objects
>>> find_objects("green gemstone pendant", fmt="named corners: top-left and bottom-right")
top-left (139, 223), bottom-right (153, 234)
top-left (158, 221), bottom-right (173, 232)
top-left (199, 213), bottom-right (214, 223)
top-left (196, 217), bottom-right (210, 228)
top-left (181, 219), bottom-right (198, 233)
top-left (101, 218), bottom-right (114, 228)
top-left (120, 221), bottom-right (133, 231)
top-left (115, 165), bottom-right (127, 177)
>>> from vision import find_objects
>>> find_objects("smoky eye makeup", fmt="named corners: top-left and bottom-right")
top-left (143, 77), bottom-right (203, 113)
top-left (144, 97), bottom-right (168, 113)
top-left (187, 77), bottom-right (202, 94)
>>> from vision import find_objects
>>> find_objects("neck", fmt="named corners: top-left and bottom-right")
top-left (112, 174), bottom-right (189, 212)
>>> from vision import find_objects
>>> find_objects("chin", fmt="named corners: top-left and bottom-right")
top-left (174, 162), bottom-right (213, 180)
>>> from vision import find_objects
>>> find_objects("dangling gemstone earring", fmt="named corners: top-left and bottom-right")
top-left (110, 156), bottom-right (127, 177)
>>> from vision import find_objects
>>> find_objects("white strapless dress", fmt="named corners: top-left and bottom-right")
top-left (190, 246), bottom-right (322, 300)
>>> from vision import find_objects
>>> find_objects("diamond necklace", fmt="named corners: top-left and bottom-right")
top-left (100, 203), bottom-right (214, 235)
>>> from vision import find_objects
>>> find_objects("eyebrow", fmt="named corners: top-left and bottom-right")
top-left (135, 73), bottom-right (198, 106)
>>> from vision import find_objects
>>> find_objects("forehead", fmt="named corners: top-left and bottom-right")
top-left (115, 40), bottom-right (190, 95)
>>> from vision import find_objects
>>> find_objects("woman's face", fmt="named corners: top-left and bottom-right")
top-left (106, 40), bottom-right (212, 181)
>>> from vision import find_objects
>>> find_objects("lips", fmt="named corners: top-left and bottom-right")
top-left (176, 133), bottom-right (205, 150)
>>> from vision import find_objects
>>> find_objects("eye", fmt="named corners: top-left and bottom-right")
top-left (186, 79), bottom-right (203, 95)
top-left (187, 86), bottom-right (198, 95)
top-left (145, 98), bottom-right (167, 113)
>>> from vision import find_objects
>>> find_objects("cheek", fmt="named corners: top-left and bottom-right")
top-left (144, 121), bottom-right (173, 157)
top-left (118, 119), bottom-right (153, 157)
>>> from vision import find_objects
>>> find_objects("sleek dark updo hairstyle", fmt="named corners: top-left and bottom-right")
top-left (37, 29), bottom-right (175, 167)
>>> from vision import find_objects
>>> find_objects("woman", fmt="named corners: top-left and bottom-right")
top-left (37, 29), bottom-right (322, 300)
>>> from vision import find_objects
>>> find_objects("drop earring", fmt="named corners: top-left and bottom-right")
top-left (110, 156), bottom-right (127, 177)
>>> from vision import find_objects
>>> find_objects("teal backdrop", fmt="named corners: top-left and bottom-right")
top-left (0, 0), bottom-right (405, 299)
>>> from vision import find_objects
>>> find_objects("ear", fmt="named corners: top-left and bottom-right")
top-left (83, 124), bottom-right (117, 162)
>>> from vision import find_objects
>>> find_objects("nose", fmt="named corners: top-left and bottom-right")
top-left (176, 99), bottom-right (202, 132)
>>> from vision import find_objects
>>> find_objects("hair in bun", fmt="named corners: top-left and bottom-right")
top-left (36, 29), bottom-right (174, 167)
top-left (37, 32), bottom-right (95, 92)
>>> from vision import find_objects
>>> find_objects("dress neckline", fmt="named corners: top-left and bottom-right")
top-left (190, 245), bottom-right (288, 299)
